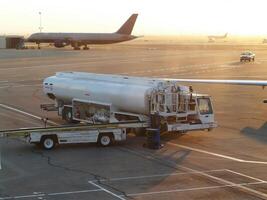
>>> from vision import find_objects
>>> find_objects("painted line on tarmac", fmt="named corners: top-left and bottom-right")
top-left (1, 174), bottom-right (265, 199)
top-left (98, 169), bottom-right (226, 182)
top-left (225, 169), bottom-right (266, 183)
top-left (122, 181), bottom-right (267, 198)
top-left (0, 193), bottom-right (45, 200)
top-left (89, 181), bottom-right (126, 200)
top-left (0, 104), bottom-right (59, 126)
top-left (48, 189), bottom-right (102, 196)
top-left (95, 168), bottom-right (265, 189)
top-left (0, 189), bottom-right (102, 200)
top-left (167, 142), bottom-right (267, 165)
top-left (120, 146), bottom-right (267, 199)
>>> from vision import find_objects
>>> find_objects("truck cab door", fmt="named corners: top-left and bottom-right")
top-left (197, 97), bottom-right (214, 124)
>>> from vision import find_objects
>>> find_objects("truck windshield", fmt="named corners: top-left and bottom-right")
top-left (197, 97), bottom-right (213, 115)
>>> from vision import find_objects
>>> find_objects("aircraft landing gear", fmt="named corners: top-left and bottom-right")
top-left (37, 43), bottom-right (41, 49)
top-left (72, 42), bottom-right (81, 50)
top-left (83, 45), bottom-right (89, 50)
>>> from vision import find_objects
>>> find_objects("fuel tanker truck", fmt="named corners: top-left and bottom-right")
top-left (41, 72), bottom-right (217, 133)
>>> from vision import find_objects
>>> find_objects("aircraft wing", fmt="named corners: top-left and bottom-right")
top-left (166, 79), bottom-right (267, 87)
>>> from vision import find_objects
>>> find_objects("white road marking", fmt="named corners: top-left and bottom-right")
top-left (89, 181), bottom-right (126, 200)
top-left (48, 189), bottom-right (102, 196)
top-left (1, 170), bottom-right (265, 199)
top-left (97, 169), bottom-right (267, 196)
top-left (0, 193), bottom-right (45, 199)
top-left (97, 168), bottom-right (267, 197)
top-left (225, 169), bottom-right (265, 183)
top-left (98, 169), bottom-right (226, 182)
top-left (0, 104), bottom-right (59, 126)
top-left (0, 189), bottom-right (102, 200)
top-left (167, 142), bottom-right (267, 165)
top-left (120, 147), bottom-right (267, 199)
top-left (123, 181), bottom-right (266, 197)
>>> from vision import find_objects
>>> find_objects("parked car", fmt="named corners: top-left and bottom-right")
top-left (240, 51), bottom-right (255, 62)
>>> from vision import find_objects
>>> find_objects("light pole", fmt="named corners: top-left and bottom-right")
top-left (39, 11), bottom-right (43, 33)
top-left (38, 12), bottom-right (43, 49)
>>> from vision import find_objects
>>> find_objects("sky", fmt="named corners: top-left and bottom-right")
top-left (0, 0), bottom-right (267, 36)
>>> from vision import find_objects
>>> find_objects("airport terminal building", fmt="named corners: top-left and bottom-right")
top-left (0, 35), bottom-right (24, 49)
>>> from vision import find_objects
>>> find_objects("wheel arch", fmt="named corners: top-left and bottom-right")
top-left (97, 132), bottom-right (114, 146)
top-left (40, 134), bottom-right (59, 144)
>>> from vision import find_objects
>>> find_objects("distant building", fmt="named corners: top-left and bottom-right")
top-left (263, 39), bottom-right (267, 44)
top-left (0, 35), bottom-right (24, 49)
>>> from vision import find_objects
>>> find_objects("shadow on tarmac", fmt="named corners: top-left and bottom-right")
top-left (241, 122), bottom-right (267, 144)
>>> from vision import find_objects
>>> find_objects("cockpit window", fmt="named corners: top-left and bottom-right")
top-left (242, 52), bottom-right (252, 55)
top-left (197, 97), bottom-right (213, 115)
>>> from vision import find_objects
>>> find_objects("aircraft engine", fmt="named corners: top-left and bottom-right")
top-left (54, 40), bottom-right (69, 48)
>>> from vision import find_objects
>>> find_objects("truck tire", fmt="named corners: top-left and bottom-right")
top-left (98, 134), bottom-right (113, 147)
top-left (41, 136), bottom-right (56, 150)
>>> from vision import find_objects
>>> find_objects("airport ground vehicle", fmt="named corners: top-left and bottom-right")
top-left (240, 51), bottom-right (255, 62)
top-left (42, 72), bottom-right (217, 133)
top-left (1, 124), bottom-right (128, 150)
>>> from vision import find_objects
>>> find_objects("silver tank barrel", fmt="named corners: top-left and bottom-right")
top-left (43, 72), bottom-right (164, 115)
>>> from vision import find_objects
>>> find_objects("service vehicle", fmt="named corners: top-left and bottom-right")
top-left (240, 51), bottom-right (255, 62)
top-left (41, 72), bottom-right (217, 133)
top-left (1, 124), bottom-right (128, 150)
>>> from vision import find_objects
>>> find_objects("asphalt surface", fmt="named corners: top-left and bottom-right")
top-left (0, 43), bottom-right (267, 199)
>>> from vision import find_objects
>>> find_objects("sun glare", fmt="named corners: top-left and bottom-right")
top-left (0, 0), bottom-right (267, 36)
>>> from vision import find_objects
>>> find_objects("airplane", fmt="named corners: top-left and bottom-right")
top-left (27, 14), bottom-right (138, 50)
top-left (208, 33), bottom-right (228, 42)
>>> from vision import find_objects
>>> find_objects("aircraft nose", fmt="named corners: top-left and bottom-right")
top-left (27, 34), bottom-right (38, 42)
top-left (27, 35), bottom-right (34, 42)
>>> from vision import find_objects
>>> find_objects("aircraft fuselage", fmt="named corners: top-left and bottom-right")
top-left (27, 32), bottom-right (137, 45)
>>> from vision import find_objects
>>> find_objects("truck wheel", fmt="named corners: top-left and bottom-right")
top-left (98, 134), bottom-right (113, 147)
top-left (41, 136), bottom-right (56, 150)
